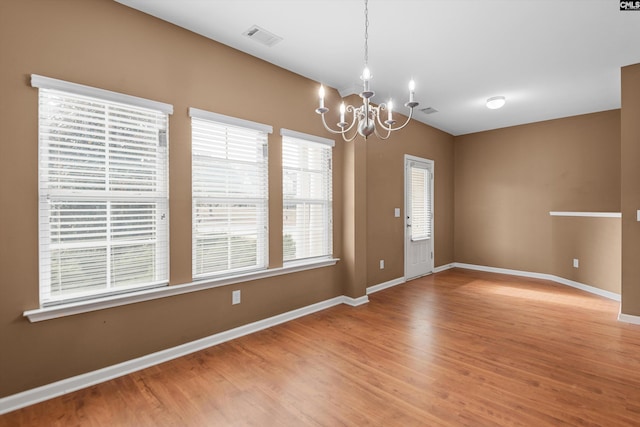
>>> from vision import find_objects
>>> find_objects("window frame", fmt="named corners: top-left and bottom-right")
top-left (281, 128), bottom-right (334, 264)
top-left (32, 75), bottom-right (173, 306)
top-left (189, 107), bottom-right (272, 280)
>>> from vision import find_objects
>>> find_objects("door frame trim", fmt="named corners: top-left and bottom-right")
top-left (404, 154), bottom-right (435, 279)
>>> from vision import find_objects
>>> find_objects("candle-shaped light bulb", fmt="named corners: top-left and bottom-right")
top-left (362, 67), bottom-right (371, 81)
top-left (387, 101), bottom-right (393, 121)
top-left (340, 102), bottom-right (346, 122)
top-left (408, 80), bottom-right (416, 103)
top-left (362, 67), bottom-right (371, 92)
top-left (319, 85), bottom-right (325, 109)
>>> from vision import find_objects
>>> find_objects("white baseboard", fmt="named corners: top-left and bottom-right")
top-left (453, 263), bottom-right (621, 302)
top-left (366, 277), bottom-right (405, 295)
top-left (433, 263), bottom-right (454, 273)
top-left (618, 312), bottom-right (640, 325)
top-left (454, 262), bottom-right (550, 280)
top-left (0, 295), bottom-right (354, 415)
top-left (552, 276), bottom-right (621, 302)
top-left (366, 265), bottom-right (453, 295)
top-left (342, 295), bottom-right (369, 306)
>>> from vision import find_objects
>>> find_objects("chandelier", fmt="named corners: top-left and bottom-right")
top-left (315, 0), bottom-right (419, 141)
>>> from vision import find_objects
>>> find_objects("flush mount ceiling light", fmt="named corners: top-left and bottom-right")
top-left (315, 0), bottom-right (418, 141)
top-left (486, 96), bottom-right (506, 110)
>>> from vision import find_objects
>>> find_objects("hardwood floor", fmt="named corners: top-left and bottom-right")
top-left (2, 268), bottom-right (640, 426)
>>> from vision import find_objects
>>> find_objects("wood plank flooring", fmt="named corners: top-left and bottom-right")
top-left (2, 268), bottom-right (640, 426)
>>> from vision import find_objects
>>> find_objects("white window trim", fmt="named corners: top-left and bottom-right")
top-left (189, 107), bottom-right (272, 134)
top-left (24, 258), bottom-right (339, 322)
top-left (280, 128), bottom-right (335, 147)
top-left (31, 74), bottom-right (173, 114)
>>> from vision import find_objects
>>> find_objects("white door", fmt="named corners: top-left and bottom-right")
top-left (405, 156), bottom-right (434, 280)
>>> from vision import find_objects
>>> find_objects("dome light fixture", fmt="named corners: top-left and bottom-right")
top-left (486, 96), bottom-right (506, 110)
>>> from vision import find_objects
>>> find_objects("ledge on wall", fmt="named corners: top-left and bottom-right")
top-left (549, 211), bottom-right (621, 218)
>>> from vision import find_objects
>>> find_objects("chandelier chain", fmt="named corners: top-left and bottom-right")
top-left (364, 0), bottom-right (369, 66)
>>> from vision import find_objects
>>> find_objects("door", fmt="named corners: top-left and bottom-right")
top-left (405, 155), bottom-right (434, 280)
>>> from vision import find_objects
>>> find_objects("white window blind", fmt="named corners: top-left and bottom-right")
top-left (410, 165), bottom-right (432, 241)
top-left (281, 130), bottom-right (333, 262)
top-left (191, 110), bottom-right (270, 279)
top-left (36, 82), bottom-right (170, 306)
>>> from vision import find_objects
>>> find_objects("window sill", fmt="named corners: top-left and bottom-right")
top-left (24, 258), bottom-right (339, 323)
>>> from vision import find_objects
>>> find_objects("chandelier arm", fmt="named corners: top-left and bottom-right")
top-left (374, 104), bottom-right (389, 129)
top-left (342, 105), bottom-right (359, 134)
top-left (341, 127), bottom-right (360, 143)
top-left (391, 107), bottom-right (415, 131)
top-left (319, 113), bottom-right (348, 135)
top-left (320, 112), bottom-right (353, 135)
top-left (377, 106), bottom-right (416, 132)
top-left (373, 125), bottom-right (392, 140)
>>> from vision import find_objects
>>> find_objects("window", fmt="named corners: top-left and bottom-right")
top-left (190, 108), bottom-right (271, 279)
top-left (281, 129), bottom-right (333, 262)
top-left (409, 165), bottom-right (432, 241)
top-left (33, 75), bottom-right (172, 306)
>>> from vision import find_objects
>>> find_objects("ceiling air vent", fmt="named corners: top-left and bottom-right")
top-left (242, 25), bottom-right (283, 47)
top-left (420, 107), bottom-right (438, 115)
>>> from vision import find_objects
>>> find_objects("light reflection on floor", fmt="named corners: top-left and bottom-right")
top-left (460, 279), bottom-right (615, 313)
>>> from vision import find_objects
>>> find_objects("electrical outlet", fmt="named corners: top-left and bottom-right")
top-left (573, 258), bottom-right (579, 268)
top-left (232, 290), bottom-right (241, 305)
top-left (380, 259), bottom-right (385, 269)
top-left (394, 208), bottom-right (400, 218)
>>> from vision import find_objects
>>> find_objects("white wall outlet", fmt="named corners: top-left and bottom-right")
top-left (232, 290), bottom-right (241, 305)
top-left (573, 258), bottom-right (579, 268)
top-left (394, 208), bottom-right (400, 218)
top-left (380, 259), bottom-right (385, 269)
top-left (637, 209), bottom-right (640, 222)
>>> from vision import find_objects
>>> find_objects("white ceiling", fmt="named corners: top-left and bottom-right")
top-left (115, 0), bottom-right (640, 136)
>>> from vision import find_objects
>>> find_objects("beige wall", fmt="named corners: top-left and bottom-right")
top-left (341, 106), bottom-right (369, 298)
top-left (454, 110), bottom-right (621, 280)
top-left (621, 63), bottom-right (640, 316)
top-left (551, 217), bottom-right (621, 294)
top-left (0, 0), bottom-right (455, 398)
